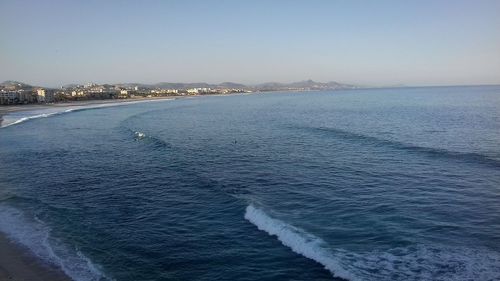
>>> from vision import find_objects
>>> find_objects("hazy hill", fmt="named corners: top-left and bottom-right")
top-left (255, 80), bottom-right (356, 90)
top-left (0, 80), bottom-right (34, 90)
top-left (4, 80), bottom-right (358, 91)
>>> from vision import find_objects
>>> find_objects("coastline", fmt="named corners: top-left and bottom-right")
top-left (0, 92), bottom-right (257, 128)
top-left (0, 93), bottom-right (241, 279)
top-left (0, 232), bottom-right (71, 281)
top-left (0, 96), bottom-right (178, 127)
top-left (0, 94), bottom-right (230, 280)
top-left (0, 97), bottom-right (181, 279)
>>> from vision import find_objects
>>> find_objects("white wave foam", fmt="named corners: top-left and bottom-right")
top-left (244, 204), bottom-right (500, 281)
top-left (353, 246), bottom-right (500, 281)
top-left (1, 99), bottom-right (172, 128)
top-left (2, 112), bottom-right (62, 128)
top-left (0, 204), bottom-right (111, 281)
top-left (244, 204), bottom-right (354, 280)
top-left (134, 131), bottom-right (146, 139)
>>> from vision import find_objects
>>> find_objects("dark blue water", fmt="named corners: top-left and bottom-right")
top-left (1, 86), bottom-right (500, 281)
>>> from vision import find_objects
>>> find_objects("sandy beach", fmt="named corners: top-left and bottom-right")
top-left (0, 93), bottom-right (251, 128)
top-left (0, 233), bottom-right (71, 281)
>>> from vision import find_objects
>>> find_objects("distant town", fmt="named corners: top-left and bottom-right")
top-left (0, 80), bottom-right (357, 105)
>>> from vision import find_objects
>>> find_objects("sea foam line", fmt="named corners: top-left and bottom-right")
top-left (1, 98), bottom-right (173, 128)
top-left (0, 204), bottom-right (111, 281)
top-left (2, 111), bottom-right (64, 128)
top-left (244, 204), bottom-right (354, 280)
top-left (244, 205), bottom-right (500, 281)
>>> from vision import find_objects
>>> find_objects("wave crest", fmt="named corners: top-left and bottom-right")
top-left (244, 204), bottom-right (353, 280)
top-left (244, 204), bottom-right (500, 281)
top-left (1, 99), bottom-right (172, 128)
top-left (0, 204), bottom-right (111, 281)
top-left (1, 112), bottom-right (64, 128)
top-left (300, 126), bottom-right (500, 168)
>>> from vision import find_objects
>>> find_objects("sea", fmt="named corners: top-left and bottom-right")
top-left (0, 86), bottom-right (499, 281)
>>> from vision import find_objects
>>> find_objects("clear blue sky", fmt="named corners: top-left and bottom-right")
top-left (1, 0), bottom-right (499, 87)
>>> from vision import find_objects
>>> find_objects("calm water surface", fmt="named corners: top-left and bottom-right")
top-left (0, 86), bottom-right (499, 281)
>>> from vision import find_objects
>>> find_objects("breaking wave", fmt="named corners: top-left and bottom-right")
top-left (244, 204), bottom-right (353, 280)
top-left (0, 204), bottom-right (111, 281)
top-left (1, 111), bottom-right (67, 128)
top-left (244, 204), bottom-right (500, 281)
top-left (1, 99), bottom-right (172, 128)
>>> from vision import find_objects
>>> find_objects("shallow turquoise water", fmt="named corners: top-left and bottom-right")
top-left (0, 86), bottom-right (499, 281)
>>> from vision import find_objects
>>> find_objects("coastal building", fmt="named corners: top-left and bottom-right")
top-left (20, 91), bottom-right (36, 103)
top-left (89, 86), bottom-right (105, 93)
top-left (0, 81), bottom-right (251, 104)
top-left (0, 90), bottom-right (35, 104)
top-left (150, 89), bottom-right (179, 95)
top-left (71, 91), bottom-right (85, 97)
top-left (36, 89), bottom-right (54, 103)
top-left (0, 91), bottom-right (17, 104)
top-left (187, 88), bottom-right (210, 94)
top-left (36, 89), bottom-right (46, 102)
top-left (119, 90), bottom-right (129, 99)
top-left (84, 83), bottom-right (97, 88)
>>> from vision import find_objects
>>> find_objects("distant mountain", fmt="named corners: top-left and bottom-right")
top-left (151, 82), bottom-right (250, 90)
top-left (152, 82), bottom-right (212, 89)
top-left (217, 82), bottom-right (248, 89)
top-left (0, 80), bottom-right (35, 90)
top-left (1, 80), bottom-right (32, 87)
top-left (255, 80), bottom-right (356, 91)
top-left (116, 80), bottom-right (355, 91)
top-left (1, 80), bottom-right (25, 86)
top-left (255, 82), bottom-right (286, 89)
top-left (61, 83), bottom-right (81, 88)
top-left (3, 80), bottom-right (358, 91)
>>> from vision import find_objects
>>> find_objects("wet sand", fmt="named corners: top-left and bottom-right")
top-left (0, 232), bottom-right (72, 281)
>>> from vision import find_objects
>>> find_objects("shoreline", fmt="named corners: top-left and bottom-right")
top-left (0, 93), bottom-right (244, 279)
top-left (0, 232), bottom-right (71, 281)
top-left (0, 93), bottom-right (238, 280)
top-left (0, 91), bottom-right (258, 280)
top-left (0, 96), bottom-right (180, 127)
top-left (0, 92), bottom-right (256, 128)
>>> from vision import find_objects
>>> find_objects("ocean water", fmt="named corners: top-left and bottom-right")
top-left (0, 86), bottom-right (499, 281)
